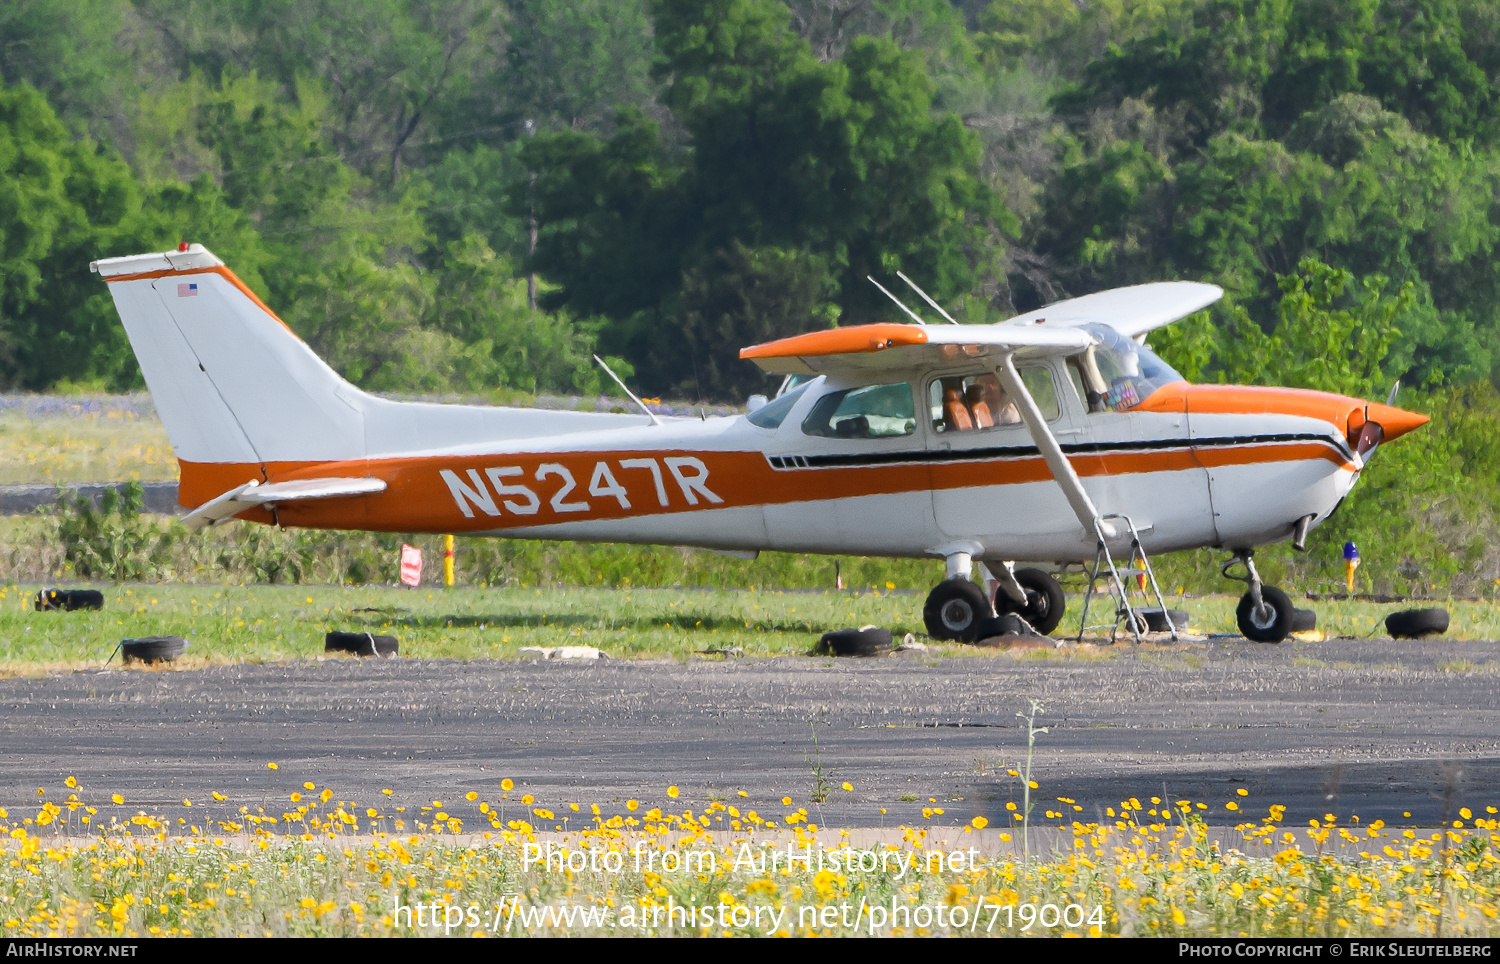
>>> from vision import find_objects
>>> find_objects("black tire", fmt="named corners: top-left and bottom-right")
top-left (1290, 608), bottom-right (1317, 632)
top-left (1236, 586), bottom-right (1294, 643)
top-left (1385, 608), bottom-right (1449, 639)
top-left (923, 579), bottom-right (993, 643)
top-left (1140, 608), bottom-right (1190, 633)
top-left (977, 613), bottom-right (1031, 639)
top-left (819, 627), bottom-right (893, 657)
top-left (35, 589), bottom-right (104, 612)
top-left (122, 636), bottom-right (187, 664)
top-left (325, 631), bottom-right (399, 657)
top-left (992, 568), bottom-right (1066, 635)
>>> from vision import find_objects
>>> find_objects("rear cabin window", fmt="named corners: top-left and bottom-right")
top-left (802, 382), bottom-right (916, 439)
top-left (929, 367), bottom-right (1059, 433)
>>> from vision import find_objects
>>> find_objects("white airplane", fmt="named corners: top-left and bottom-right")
top-left (92, 245), bottom-right (1427, 643)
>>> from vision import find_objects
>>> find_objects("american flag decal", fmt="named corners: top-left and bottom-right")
top-left (177, 283), bottom-right (198, 297)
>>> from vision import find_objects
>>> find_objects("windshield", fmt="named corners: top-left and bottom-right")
top-left (747, 383), bottom-right (809, 429)
top-left (1082, 323), bottom-right (1184, 411)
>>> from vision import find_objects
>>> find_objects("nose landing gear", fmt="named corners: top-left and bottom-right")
top-left (1222, 551), bottom-right (1294, 642)
top-left (922, 550), bottom-right (1067, 642)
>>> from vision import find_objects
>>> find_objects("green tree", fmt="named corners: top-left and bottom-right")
top-left (0, 0), bottom-right (135, 131)
top-left (0, 82), bottom-right (156, 389)
top-left (522, 0), bottom-right (1012, 397)
top-left (1258, 258), bottom-right (1410, 398)
top-left (480, 0), bottom-right (657, 134)
top-left (661, 241), bottom-right (840, 398)
top-left (428, 234), bottom-right (625, 395)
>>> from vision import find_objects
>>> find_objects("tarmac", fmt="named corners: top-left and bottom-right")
top-left (2, 634), bottom-right (1497, 830)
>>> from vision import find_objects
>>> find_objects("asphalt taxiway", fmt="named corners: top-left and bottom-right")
top-left (2, 635), bottom-right (1496, 828)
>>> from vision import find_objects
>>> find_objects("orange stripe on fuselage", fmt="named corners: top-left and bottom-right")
top-left (178, 434), bottom-right (1353, 533)
top-left (1194, 441), bottom-right (1356, 472)
top-left (177, 459), bottom-right (330, 508)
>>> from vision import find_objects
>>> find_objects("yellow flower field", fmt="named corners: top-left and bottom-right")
top-left (3, 778), bottom-right (1498, 937)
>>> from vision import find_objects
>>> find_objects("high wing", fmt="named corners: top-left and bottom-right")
top-left (1000, 281), bottom-right (1222, 339)
top-left (740, 323), bottom-right (1092, 375)
top-left (741, 282), bottom-right (1221, 375)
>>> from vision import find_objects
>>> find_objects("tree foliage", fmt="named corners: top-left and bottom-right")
top-left (520, 0), bottom-right (1012, 396)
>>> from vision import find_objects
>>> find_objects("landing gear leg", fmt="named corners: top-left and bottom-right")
top-left (922, 550), bottom-right (994, 643)
top-left (1221, 550), bottom-right (1293, 643)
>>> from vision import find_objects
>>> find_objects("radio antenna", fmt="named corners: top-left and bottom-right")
top-left (593, 354), bottom-right (660, 426)
top-left (896, 271), bottom-right (961, 325)
top-left (867, 276), bottom-right (927, 325)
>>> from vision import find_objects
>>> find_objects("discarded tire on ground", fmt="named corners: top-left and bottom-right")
top-left (818, 627), bottom-right (892, 657)
top-left (1290, 608), bottom-right (1317, 632)
top-left (978, 613), bottom-right (1033, 639)
top-left (325, 631), bottom-right (399, 657)
top-left (121, 636), bottom-right (187, 664)
top-left (1140, 608), bottom-right (1190, 633)
top-left (35, 588), bottom-right (104, 611)
top-left (1385, 608), bottom-right (1449, 639)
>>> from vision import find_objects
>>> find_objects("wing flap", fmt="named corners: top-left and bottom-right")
top-left (181, 477), bottom-right (387, 529)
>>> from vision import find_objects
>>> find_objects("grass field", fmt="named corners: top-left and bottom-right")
top-left (0, 396), bottom-right (174, 485)
top-left (4, 581), bottom-right (1500, 672)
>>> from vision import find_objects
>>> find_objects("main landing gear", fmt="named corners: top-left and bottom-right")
top-left (992, 568), bottom-right (1066, 635)
top-left (922, 579), bottom-right (991, 643)
top-left (1222, 550), bottom-right (1294, 643)
top-left (922, 550), bottom-right (1066, 642)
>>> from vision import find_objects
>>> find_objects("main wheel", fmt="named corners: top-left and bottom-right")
top-left (923, 579), bottom-right (993, 643)
top-left (1236, 586), bottom-right (1294, 642)
top-left (992, 568), bottom-right (1067, 635)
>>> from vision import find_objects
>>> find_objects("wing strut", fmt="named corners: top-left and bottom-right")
top-left (993, 353), bottom-right (1114, 540)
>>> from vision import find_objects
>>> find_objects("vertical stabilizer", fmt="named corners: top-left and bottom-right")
top-left (95, 244), bottom-right (656, 509)
top-left (91, 245), bottom-right (366, 466)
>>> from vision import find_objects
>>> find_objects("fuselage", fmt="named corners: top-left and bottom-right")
top-left (206, 364), bottom-right (1417, 566)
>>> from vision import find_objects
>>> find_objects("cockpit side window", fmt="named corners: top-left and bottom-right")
top-left (802, 382), bottom-right (916, 439)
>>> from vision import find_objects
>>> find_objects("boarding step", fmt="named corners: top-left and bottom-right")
top-left (1075, 513), bottom-right (1178, 644)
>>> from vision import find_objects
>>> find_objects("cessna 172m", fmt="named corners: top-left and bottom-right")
top-left (92, 244), bottom-right (1427, 644)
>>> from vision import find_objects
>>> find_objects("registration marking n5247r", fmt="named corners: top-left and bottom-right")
top-left (439, 456), bottom-right (722, 519)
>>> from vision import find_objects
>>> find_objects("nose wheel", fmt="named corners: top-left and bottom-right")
top-left (1222, 551), bottom-right (1293, 642)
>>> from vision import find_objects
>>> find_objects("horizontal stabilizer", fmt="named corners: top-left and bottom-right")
top-left (181, 477), bottom-right (387, 530)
